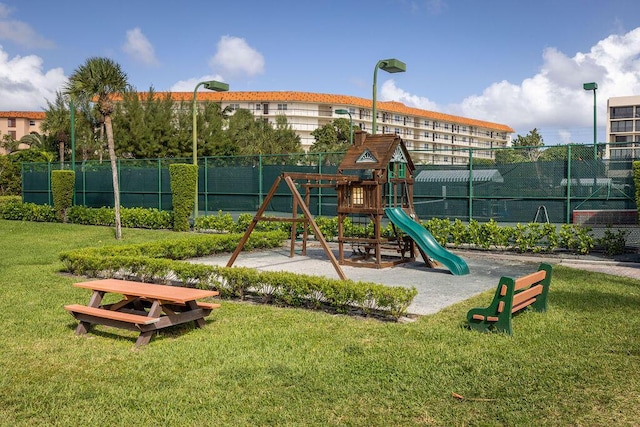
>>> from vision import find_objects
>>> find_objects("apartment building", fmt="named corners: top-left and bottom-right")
top-left (606, 95), bottom-right (640, 160)
top-left (0, 111), bottom-right (46, 154)
top-left (168, 91), bottom-right (514, 164)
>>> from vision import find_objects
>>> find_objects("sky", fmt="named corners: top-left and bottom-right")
top-left (1, 0), bottom-right (640, 145)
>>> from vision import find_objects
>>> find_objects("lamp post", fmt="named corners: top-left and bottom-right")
top-left (583, 82), bottom-right (598, 160)
top-left (192, 80), bottom-right (229, 219)
top-left (372, 58), bottom-right (406, 134)
top-left (335, 109), bottom-right (353, 145)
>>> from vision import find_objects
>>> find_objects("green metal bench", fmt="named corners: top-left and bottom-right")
top-left (467, 263), bottom-right (552, 335)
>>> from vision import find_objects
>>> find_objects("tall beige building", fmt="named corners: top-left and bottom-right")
top-left (606, 95), bottom-right (640, 160)
top-left (169, 91), bottom-right (514, 164)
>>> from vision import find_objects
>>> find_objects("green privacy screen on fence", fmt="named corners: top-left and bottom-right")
top-left (22, 146), bottom-right (637, 224)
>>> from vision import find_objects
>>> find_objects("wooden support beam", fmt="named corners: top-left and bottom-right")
top-left (226, 175), bottom-right (284, 268)
top-left (283, 175), bottom-right (347, 280)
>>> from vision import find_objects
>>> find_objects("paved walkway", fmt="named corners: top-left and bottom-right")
top-left (192, 244), bottom-right (640, 316)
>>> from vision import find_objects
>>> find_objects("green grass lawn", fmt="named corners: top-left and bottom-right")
top-left (1, 219), bottom-right (639, 426)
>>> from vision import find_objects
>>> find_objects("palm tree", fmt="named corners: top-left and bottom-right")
top-left (65, 57), bottom-right (129, 239)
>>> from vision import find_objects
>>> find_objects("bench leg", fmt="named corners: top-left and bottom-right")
top-left (75, 321), bottom-right (91, 335)
top-left (134, 300), bottom-right (162, 348)
top-left (186, 300), bottom-right (206, 328)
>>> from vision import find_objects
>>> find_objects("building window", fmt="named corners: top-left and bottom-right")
top-left (29, 120), bottom-right (36, 126)
top-left (277, 103), bottom-right (287, 111)
top-left (612, 120), bottom-right (633, 132)
top-left (263, 103), bottom-right (269, 114)
top-left (610, 106), bottom-right (634, 119)
top-left (229, 104), bottom-right (240, 111)
top-left (8, 118), bottom-right (16, 127)
top-left (255, 103), bottom-right (261, 111)
top-left (394, 115), bottom-right (401, 123)
top-left (394, 128), bottom-right (400, 135)
top-left (8, 130), bottom-right (16, 139)
top-left (424, 120), bottom-right (429, 127)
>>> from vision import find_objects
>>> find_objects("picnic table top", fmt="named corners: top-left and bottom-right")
top-left (74, 279), bottom-right (219, 304)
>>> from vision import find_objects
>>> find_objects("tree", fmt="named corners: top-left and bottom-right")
top-left (512, 128), bottom-right (544, 162)
top-left (310, 118), bottom-right (352, 165)
top-left (40, 91), bottom-right (70, 168)
top-left (310, 118), bottom-right (351, 153)
top-left (19, 133), bottom-right (55, 162)
top-left (65, 57), bottom-right (129, 239)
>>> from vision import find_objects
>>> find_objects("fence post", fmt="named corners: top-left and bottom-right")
top-left (204, 157), bottom-right (209, 216)
top-left (47, 162), bottom-right (52, 205)
top-left (157, 158), bottom-right (162, 210)
top-left (258, 154), bottom-right (263, 206)
top-left (318, 153), bottom-right (323, 216)
top-left (468, 148), bottom-right (473, 221)
top-left (82, 162), bottom-right (87, 207)
top-left (566, 145), bottom-right (572, 224)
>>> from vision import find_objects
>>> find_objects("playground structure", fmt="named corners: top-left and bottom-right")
top-left (227, 131), bottom-right (469, 278)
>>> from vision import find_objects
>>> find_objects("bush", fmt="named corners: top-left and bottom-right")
top-left (0, 200), bottom-right (57, 222)
top-left (51, 170), bottom-right (75, 222)
top-left (59, 231), bottom-right (417, 319)
top-left (0, 195), bottom-right (21, 206)
top-left (169, 163), bottom-right (198, 232)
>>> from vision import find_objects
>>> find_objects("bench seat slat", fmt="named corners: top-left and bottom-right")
top-left (512, 298), bottom-right (536, 313)
top-left (65, 304), bottom-right (160, 325)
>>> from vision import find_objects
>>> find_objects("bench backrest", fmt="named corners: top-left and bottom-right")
top-left (496, 263), bottom-right (553, 316)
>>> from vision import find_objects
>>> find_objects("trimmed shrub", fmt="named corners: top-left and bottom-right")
top-left (169, 163), bottom-right (198, 232)
top-left (51, 170), bottom-right (75, 222)
top-left (59, 231), bottom-right (418, 319)
top-left (0, 195), bottom-right (21, 206)
top-left (0, 201), bottom-right (56, 222)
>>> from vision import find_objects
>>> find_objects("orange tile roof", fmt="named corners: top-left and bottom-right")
top-left (0, 111), bottom-right (46, 119)
top-left (119, 91), bottom-right (514, 133)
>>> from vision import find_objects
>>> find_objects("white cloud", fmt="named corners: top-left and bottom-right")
top-left (395, 27), bottom-right (640, 144)
top-left (0, 45), bottom-right (66, 110)
top-left (123, 27), bottom-right (158, 66)
top-left (169, 75), bottom-right (226, 92)
top-left (209, 35), bottom-right (264, 78)
top-left (0, 3), bottom-right (54, 49)
top-left (0, 3), bottom-right (10, 18)
top-left (380, 79), bottom-right (438, 111)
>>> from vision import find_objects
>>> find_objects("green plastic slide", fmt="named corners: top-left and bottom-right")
top-left (385, 207), bottom-right (470, 275)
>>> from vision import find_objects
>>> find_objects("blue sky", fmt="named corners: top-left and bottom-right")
top-left (1, 0), bottom-right (640, 145)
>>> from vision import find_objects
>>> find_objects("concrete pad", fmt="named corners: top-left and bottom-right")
top-left (191, 243), bottom-right (542, 316)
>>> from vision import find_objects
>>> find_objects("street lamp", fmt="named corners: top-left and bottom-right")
top-left (372, 58), bottom-right (406, 134)
top-left (335, 109), bottom-right (354, 145)
top-left (583, 82), bottom-right (598, 160)
top-left (192, 80), bottom-right (229, 219)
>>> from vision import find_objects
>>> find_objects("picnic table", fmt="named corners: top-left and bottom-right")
top-left (65, 279), bottom-right (220, 347)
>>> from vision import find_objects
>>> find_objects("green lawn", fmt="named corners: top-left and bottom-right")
top-left (1, 219), bottom-right (639, 426)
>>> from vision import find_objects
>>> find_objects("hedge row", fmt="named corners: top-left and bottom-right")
top-left (59, 232), bottom-right (418, 319)
top-left (1, 199), bottom-right (599, 254)
top-left (421, 218), bottom-right (595, 254)
top-left (0, 201), bottom-right (173, 229)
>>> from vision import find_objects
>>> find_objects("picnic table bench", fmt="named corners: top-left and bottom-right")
top-left (65, 279), bottom-right (220, 347)
top-left (466, 263), bottom-right (552, 335)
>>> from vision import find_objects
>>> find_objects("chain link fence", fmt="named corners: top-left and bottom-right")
top-left (22, 144), bottom-right (638, 225)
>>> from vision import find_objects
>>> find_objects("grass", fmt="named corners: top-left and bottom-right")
top-left (1, 219), bottom-right (639, 426)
